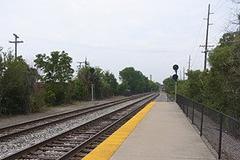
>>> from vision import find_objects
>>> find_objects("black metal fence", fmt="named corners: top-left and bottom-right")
top-left (176, 94), bottom-right (240, 160)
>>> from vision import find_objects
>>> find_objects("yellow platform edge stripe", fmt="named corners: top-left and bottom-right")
top-left (83, 101), bottom-right (156, 160)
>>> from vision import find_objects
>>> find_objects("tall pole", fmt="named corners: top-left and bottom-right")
top-left (173, 64), bottom-right (179, 102)
top-left (14, 36), bottom-right (17, 57)
top-left (204, 4), bottom-right (211, 71)
top-left (91, 84), bottom-right (94, 101)
top-left (179, 70), bottom-right (182, 80)
top-left (9, 34), bottom-right (24, 58)
top-left (183, 67), bottom-right (185, 80)
top-left (238, 14), bottom-right (240, 32)
top-left (78, 57), bottom-right (89, 68)
top-left (175, 81), bottom-right (177, 102)
top-left (188, 55), bottom-right (191, 72)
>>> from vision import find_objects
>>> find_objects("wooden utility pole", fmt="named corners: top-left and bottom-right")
top-left (78, 57), bottom-right (89, 68)
top-left (183, 67), bottom-right (185, 80)
top-left (188, 55), bottom-right (191, 72)
top-left (237, 14), bottom-right (240, 32)
top-left (179, 70), bottom-right (182, 80)
top-left (9, 34), bottom-right (24, 58)
top-left (91, 84), bottom-right (94, 101)
top-left (200, 4), bottom-right (213, 71)
top-left (204, 4), bottom-right (211, 71)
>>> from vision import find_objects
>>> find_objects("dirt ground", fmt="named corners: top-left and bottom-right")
top-left (0, 96), bottom-right (124, 128)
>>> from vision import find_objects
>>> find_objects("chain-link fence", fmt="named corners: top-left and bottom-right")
top-left (176, 94), bottom-right (240, 160)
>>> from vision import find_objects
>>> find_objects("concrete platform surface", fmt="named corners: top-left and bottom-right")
top-left (111, 101), bottom-right (216, 160)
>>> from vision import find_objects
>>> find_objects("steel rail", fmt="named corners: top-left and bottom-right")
top-left (59, 94), bottom-right (158, 160)
top-left (0, 93), bottom-right (148, 140)
top-left (2, 93), bottom-right (157, 160)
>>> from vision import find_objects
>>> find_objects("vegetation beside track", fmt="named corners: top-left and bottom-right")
top-left (163, 32), bottom-right (240, 119)
top-left (0, 49), bottom-right (159, 115)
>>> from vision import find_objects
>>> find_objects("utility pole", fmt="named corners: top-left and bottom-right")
top-left (84, 57), bottom-right (89, 66)
top-left (204, 4), bottom-right (211, 71)
top-left (188, 55), bottom-right (191, 72)
top-left (183, 67), bottom-right (185, 80)
top-left (237, 14), bottom-right (240, 32)
top-left (200, 4), bottom-right (213, 71)
top-left (9, 34), bottom-right (24, 58)
top-left (179, 70), bottom-right (182, 80)
top-left (78, 57), bottom-right (89, 68)
top-left (232, 14), bottom-right (240, 33)
top-left (91, 84), bottom-right (94, 101)
top-left (150, 74), bottom-right (152, 81)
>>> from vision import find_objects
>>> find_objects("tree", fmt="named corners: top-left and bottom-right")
top-left (75, 66), bottom-right (95, 100)
top-left (163, 77), bottom-right (175, 94)
top-left (75, 66), bottom-right (119, 100)
top-left (102, 71), bottom-right (118, 95)
top-left (207, 32), bottom-right (240, 116)
top-left (34, 51), bottom-right (74, 105)
top-left (119, 67), bottom-right (142, 94)
top-left (185, 70), bottom-right (205, 102)
top-left (73, 78), bottom-right (87, 100)
top-left (34, 51), bottom-right (74, 83)
top-left (1, 54), bottom-right (36, 114)
top-left (148, 80), bottom-right (160, 92)
top-left (166, 32), bottom-right (240, 118)
top-left (119, 67), bottom-right (158, 94)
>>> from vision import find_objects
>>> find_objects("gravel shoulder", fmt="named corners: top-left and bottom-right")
top-left (0, 96), bottom-right (124, 128)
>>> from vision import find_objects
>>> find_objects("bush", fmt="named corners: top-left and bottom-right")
top-left (44, 89), bottom-right (56, 105)
top-left (72, 79), bottom-right (89, 100)
top-left (30, 90), bottom-right (45, 112)
top-left (1, 57), bottom-right (35, 114)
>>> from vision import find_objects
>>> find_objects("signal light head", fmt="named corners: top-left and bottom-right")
top-left (172, 74), bottom-right (178, 81)
top-left (173, 64), bottom-right (179, 71)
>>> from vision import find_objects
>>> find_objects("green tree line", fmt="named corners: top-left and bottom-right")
top-left (163, 32), bottom-right (240, 119)
top-left (0, 49), bottom-right (159, 115)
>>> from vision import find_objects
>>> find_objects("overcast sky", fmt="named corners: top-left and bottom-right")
top-left (0, 0), bottom-right (239, 82)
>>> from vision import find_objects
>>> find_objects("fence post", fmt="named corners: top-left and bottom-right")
top-left (186, 101), bottom-right (189, 117)
top-left (200, 105), bottom-right (204, 136)
top-left (192, 101), bottom-right (194, 124)
top-left (218, 114), bottom-right (223, 159)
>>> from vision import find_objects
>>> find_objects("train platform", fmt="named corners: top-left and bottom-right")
top-left (83, 93), bottom-right (216, 160)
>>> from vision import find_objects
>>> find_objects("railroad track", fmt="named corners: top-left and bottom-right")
top-left (2, 93), bottom-right (158, 160)
top-left (0, 94), bottom-right (147, 141)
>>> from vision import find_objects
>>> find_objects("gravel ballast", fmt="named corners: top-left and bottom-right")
top-left (0, 96), bottom-right (125, 129)
top-left (0, 96), bottom-right (147, 159)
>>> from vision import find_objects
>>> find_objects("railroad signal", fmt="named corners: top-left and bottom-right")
top-left (173, 64), bottom-right (179, 73)
top-left (172, 64), bottom-right (179, 102)
top-left (172, 74), bottom-right (178, 81)
top-left (172, 64), bottom-right (179, 80)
